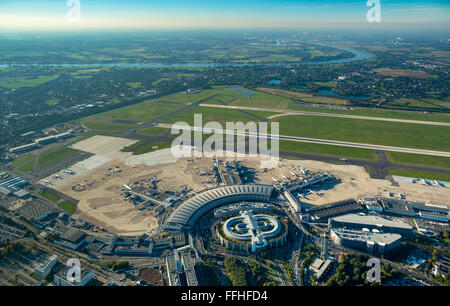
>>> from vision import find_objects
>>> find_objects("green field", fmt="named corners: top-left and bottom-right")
top-left (58, 201), bottom-right (76, 214)
top-left (37, 147), bottom-right (79, 168)
top-left (163, 106), bottom-right (277, 126)
top-left (287, 102), bottom-right (450, 123)
top-left (80, 100), bottom-right (185, 133)
top-left (271, 115), bottom-right (450, 152)
top-left (388, 169), bottom-right (450, 182)
top-left (39, 190), bottom-right (60, 202)
top-left (0, 75), bottom-right (60, 89)
top-left (386, 152), bottom-right (450, 169)
top-left (122, 140), bottom-right (172, 155)
top-left (279, 140), bottom-right (378, 161)
top-left (45, 98), bottom-right (60, 106)
top-left (12, 154), bottom-right (36, 172)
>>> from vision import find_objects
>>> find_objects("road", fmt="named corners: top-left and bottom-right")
top-left (200, 104), bottom-right (450, 127)
top-left (156, 123), bottom-right (450, 158)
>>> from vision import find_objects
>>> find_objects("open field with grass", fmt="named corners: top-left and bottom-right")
top-left (271, 115), bottom-right (450, 152)
top-left (386, 152), bottom-right (450, 169)
top-left (279, 140), bottom-right (378, 161)
top-left (80, 100), bottom-right (186, 133)
top-left (0, 74), bottom-right (60, 89)
top-left (58, 201), bottom-right (76, 214)
top-left (374, 68), bottom-right (432, 79)
top-left (12, 153), bottom-right (36, 172)
top-left (287, 102), bottom-right (450, 123)
top-left (162, 106), bottom-right (278, 126)
top-left (388, 169), bottom-right (450, 182)
top-left (37, 146), bottom-right (80, 168)
top-left (39, 190), bottom-right (60, 202)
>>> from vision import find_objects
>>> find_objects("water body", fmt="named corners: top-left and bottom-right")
top-left (0, 45), bottom-right (373, 68)
top-left (318, 89), bottom-right (370, 101)
top-left (269, 80), bottom-right (281, 85)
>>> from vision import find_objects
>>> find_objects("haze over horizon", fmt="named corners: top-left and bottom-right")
top-left (0, 0), bottom-right (449, 31)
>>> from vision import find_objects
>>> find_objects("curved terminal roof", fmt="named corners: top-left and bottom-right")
top-left (166, 185), bottom-right (274, 228)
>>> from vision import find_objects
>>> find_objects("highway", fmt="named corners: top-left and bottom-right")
top-left (156, 123), bottom-right (450, 158)
top-left (200, 103), bottom-right (450, 127)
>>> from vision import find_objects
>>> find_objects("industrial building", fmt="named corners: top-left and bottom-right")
top-left (330, 213), bottom-right (413, 236)
top-left (308, 199), bottom-right (361, 221)
top-left (0, 176), bottom-right (30, 198)
top-left (34, 254), bottom-right (59, 279)
top-left (166, 250), bottom-right (198, 286)
top-left (283, 190), bottom-right (301, 214)
top-left (330, 227), bottom-right (402, 254)
top-left (53, 264), bottom-right (94, 286)
top-left (381, 198), bottom-right (449, 223)
top-left (310, 258), bottom-right (333, 280)
top-left (165, 184), bottom-right (275, 230)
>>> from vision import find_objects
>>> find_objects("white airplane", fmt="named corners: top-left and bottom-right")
top-left (297, 194), bottom-right (304, 199)
top-left (298, 166), bottom-right (306, 175)
top-left (281, 174), bottom-right (288, 180)
top-left (53, 174), bottom-right (61, 179)
top-left (290, 171), bottom-right (298, 177)
top-left (307, 189), bottom-right (316, 195)
top-left (43, 179), bottom-right (51, 185)
top-left (123, 184), bottom-right (132, 191)
top-left (272, 177), bottom-right (280, 183)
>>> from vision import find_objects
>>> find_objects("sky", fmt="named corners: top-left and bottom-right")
top-left (0, 0), bottom-right (449, 30)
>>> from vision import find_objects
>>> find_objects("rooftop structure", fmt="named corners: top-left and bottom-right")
top-left (180, 252), bottom-right (198, 286)
top-left (166, 184), bottom-right (274, 229)
top-left (308, 199), bottom-right (361, 221)
top-left (34, 254), bottom-right (59, 279)
top-left (53, 264), bottom-right (94, 286)
top-left (330, 227), bottom-right (402, 254)
top-left (381, 198), bottom-right (449, 223)
top-left (213, 202), bottom-right (274, 219)
top-left (330, 213), bottom-right (413, 236)
top-left (310, 258), bottom-right (333, 280)
top-left (222, 210), bottom-right (282, 253)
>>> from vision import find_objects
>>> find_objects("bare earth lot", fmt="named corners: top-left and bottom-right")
top-left (39, 135), bottom-right (450, 235)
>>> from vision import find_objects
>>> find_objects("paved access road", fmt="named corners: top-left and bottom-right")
top-left (200, 104), bottom-right (450, 127)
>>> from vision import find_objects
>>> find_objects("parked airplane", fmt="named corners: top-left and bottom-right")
top-left (123, 184), bottom-right (132, 191)
top-left (272, 177), bottom-right (280, 183)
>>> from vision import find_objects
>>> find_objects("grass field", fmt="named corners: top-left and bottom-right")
top-left (39, 190), bottom-right (60, 202)
top-left (386, 152), bottom-right (450, 169)
top-left (12, 154), bottom-right (36, 172)
top-left (80, 100), bottom-right (186, 133)
top-left (279, 140), bottom-right (378, 161)
top-left (388, 169), bottom-right (450, 182)
top-left (37, 147), bottom-right (79, 168)
top-left (163, 106), bottom-right (278, 126)
top-left (271, 115), bottom-right (450, 152)
top-left (0, 75), bottom-right (60, 89)
top-left (58, 201), bottom-right (76, 214)
top-left (122, 140), bottom-right (172, 155)
top-left (45, 98), bottom-right (60, 106)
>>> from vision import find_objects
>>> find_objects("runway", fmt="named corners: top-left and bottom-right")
top-left (199, 104), bottom-right (450, 127)
top-left (156, 123), bottom-right (450, 158)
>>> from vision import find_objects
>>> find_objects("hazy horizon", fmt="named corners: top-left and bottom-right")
top-left (0, 0), bottom-right (449, 31)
